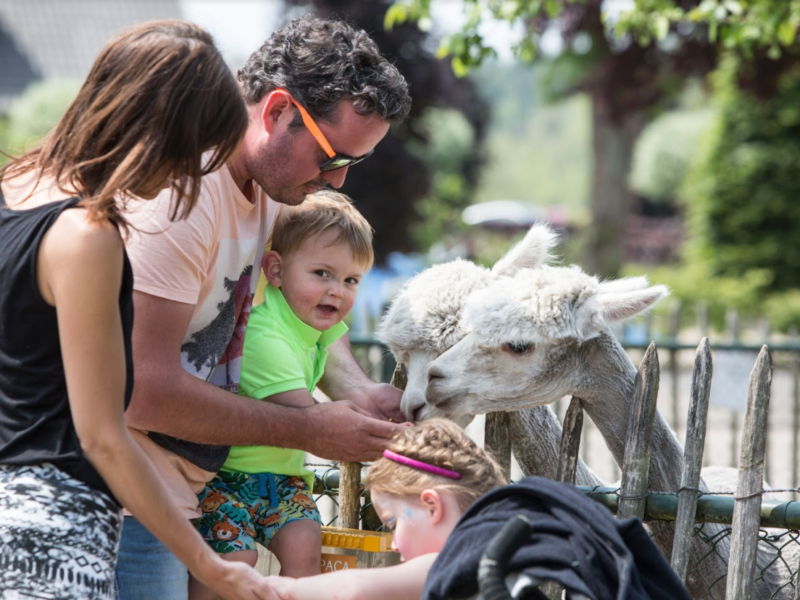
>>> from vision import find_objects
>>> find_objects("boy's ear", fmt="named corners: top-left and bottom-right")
top-left (420, 489), bottom-right (445, 525)
top-left (263, 251), bottom-right (283, 287)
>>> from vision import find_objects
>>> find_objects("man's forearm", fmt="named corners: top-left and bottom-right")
top-left (125, 367), bottom-right (308, 448)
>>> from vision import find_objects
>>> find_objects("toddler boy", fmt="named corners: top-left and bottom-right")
top-left (190, 190), bottom-right (373, 597)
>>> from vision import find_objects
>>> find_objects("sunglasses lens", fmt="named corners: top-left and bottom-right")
top-left (320, 157), bottom-right (354, 172)
top-left (320, 149), bottom-right (374, 172)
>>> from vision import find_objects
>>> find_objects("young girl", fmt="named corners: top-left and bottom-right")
top-left (0, 20), bottom-right (271, 600)
top-left (262, 419), bottom-right (507, 600)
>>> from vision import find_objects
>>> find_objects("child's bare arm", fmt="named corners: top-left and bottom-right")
top-left (262, 389), bottom-right (318, 409)
top-left (264, 553), bottom-right (437, 600)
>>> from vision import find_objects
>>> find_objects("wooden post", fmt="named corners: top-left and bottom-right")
top-left (546, 397), bottom-right (585, 600)
top-left (671, 338), bottom-right (712, 584)
top-left (389, 362), bottom-right (407, 391)
top-left (618, 342), bottom-right (660, 520)
top-left (338, 461), bottom-right (362, 530)
top-left (556, 397), bottom-right (584, 484)
top-left (485, 412), bottom-right (512, 478)
top-left (362, 361), bottom-right (408, 531)
top-left (726, 346), bottom-right (773, 600)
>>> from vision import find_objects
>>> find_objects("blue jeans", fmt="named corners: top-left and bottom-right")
top-left (115, 516), bottom-right (189, 600)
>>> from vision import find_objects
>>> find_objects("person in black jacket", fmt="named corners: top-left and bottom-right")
top-left (424, 476), bottom-right (691, 600)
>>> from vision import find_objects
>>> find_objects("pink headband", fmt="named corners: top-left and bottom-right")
top-left (383, 449), bottom-right (462, 480)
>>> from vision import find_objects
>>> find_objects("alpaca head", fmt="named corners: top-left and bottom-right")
top-left (422, 267), bottom-right (668, 419)
top-left (376, 224), bottom-right (558, 423)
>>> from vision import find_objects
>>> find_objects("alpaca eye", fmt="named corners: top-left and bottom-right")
top-left (503, 342), bottom-right (533, 355)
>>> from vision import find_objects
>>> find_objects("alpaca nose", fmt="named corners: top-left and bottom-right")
top-left (427, 363), bottom-right (444, 382)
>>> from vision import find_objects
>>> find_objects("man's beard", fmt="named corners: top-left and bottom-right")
top-left (251, 131), bottom-right (326, 205)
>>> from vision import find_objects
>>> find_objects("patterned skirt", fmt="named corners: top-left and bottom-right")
top-left (0, 463), bottom-right (122, 599)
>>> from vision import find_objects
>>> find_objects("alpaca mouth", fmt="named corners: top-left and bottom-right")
top-left (424, 388), bottom-right (460, 415)
top-left (412, 405), bottom-right (429, 422)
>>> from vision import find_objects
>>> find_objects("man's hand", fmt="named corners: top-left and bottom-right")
top-left (319, 338), bottom-right (406, 425)
top-left (304, 400), bottom-right (409, 462)
top-left (347, 381), bottom-right (405, 423)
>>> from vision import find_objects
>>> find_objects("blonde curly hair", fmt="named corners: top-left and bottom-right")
top-left (365, 419), bottom-right (507, 512)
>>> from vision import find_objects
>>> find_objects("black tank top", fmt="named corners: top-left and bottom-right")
top-left (0, 196), bottom-right (134, 504)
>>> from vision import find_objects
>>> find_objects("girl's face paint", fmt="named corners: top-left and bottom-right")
top-left (371, 490), bottom-right (441, 561)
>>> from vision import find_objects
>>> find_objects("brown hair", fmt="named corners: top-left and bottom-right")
top-left (365, 419), bottom-right (507, 512)
top-left (271, 189), bottom-right (374, 270)
top-left (0, 20), bottom-right (248, 230)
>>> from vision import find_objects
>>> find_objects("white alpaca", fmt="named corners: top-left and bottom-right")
top-left (420, 253), bottom-right (790, 598)
top-left (377, 225), bottom-right (602, 486)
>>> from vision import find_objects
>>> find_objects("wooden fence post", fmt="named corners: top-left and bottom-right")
top-left (671, 338), bottom-right (712, 584)
top-left (725, 345), bottom-right (773, 600)
top-left (485, 412), bottom-right (512, 479)
top-left (618, 343), bottom-right (660, 520)
top-left (556, 397), bottom-right (584, 484)
top-left (545, 397), bottom-right (585, 600)
top-left (338, 462), bottom-right (362, 530)
top-left (357, 361), bottom-right (409, 531)
top-left (389, 362), bottom-right (407, 391)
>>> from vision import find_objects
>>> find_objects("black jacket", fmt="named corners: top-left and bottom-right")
top-left (422, 476), bottom-right (691, 600)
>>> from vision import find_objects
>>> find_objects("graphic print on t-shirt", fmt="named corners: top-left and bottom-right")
top-left (181, 263), bottom-right (255, 392)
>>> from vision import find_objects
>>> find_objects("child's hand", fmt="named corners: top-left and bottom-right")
top-left (195, 556), bottom-right (278, 600)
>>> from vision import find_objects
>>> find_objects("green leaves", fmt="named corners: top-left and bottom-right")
top-left (388, 0), bottom-right (800, 75)
top-left (618, 0), bottom-right (800, 58)
top-left (385, 0), bottom-right (581, 74)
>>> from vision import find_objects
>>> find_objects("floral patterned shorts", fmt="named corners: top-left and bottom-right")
top-left (193, 471), bottom-right (320, 554)
top-left (0, 463), bottom-right (121, 600)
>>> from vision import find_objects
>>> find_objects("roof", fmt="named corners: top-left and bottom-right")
top-left (0, 0), bottom-right (181, 111)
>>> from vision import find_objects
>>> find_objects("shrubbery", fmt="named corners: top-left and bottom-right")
top-left (625, 54), bottom-right (800, 332)
top-left (682, 55), bottom-right (800, 295)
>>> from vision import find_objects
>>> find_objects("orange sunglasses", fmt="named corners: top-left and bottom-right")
top-left (276, 88), bottom-right (374, 172)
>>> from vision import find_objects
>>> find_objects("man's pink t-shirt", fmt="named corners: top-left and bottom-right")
top-left (124, 164), bottom-right (281, 517)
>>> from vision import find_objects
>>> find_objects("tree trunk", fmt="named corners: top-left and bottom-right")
top-left (586, 92), bottom-right (646, 278)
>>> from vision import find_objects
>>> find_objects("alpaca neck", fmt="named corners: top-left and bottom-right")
top-left (572, 332), bottom-right (685, 492)
top-left (509, 406), bottom-right (605, 488)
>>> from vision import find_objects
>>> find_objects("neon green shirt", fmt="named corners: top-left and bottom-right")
top-left (222, 283), bottom-right (347, 489)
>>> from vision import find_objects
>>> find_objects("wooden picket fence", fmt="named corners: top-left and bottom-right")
top-left (324, 338), bottom-right (800, 598)
top-left (480, 340), bottom-right (800, 598)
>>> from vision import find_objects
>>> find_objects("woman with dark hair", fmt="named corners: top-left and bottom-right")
top-left (0, 20), bottom-right (271, 600)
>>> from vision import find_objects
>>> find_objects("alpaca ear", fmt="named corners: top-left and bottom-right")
top-left (574, 285), bottom-right (669, 339)
top-left (597, 275), bottom-right (650, 293)
top-left (492, 224), bottom-right (559, 277)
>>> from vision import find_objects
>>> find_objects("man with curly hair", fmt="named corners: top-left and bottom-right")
top-left (116, 15), bottom-right (412, 599)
